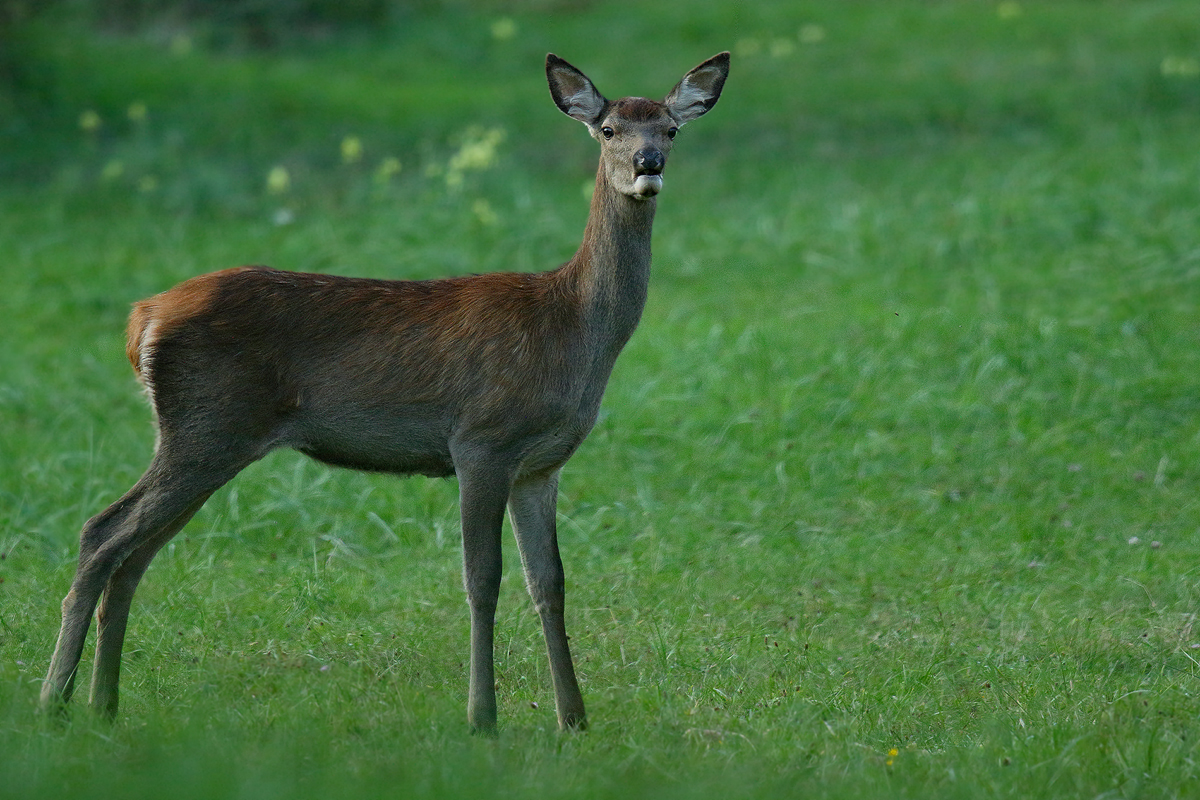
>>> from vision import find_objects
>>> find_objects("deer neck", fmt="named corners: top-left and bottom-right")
top-left (562, 164), bottom-right (657, 355)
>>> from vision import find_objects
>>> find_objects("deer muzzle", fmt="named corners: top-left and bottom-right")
top-left (634, 149), bottom-right (665, 175)
top-left (632, 149), bottom-right (665, 198)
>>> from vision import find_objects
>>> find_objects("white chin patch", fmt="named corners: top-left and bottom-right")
top-left (632, 174), bottom-right (663, 198)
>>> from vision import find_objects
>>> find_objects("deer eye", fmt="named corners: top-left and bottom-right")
top-left (601, 126), bottom-right (615, 140)
top-left (667, 127), bottom-right (678, 140)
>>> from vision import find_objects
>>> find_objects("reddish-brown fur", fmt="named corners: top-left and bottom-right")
top-left (43, 51), bottom-right (729, 735)
top-left (126, 272), bottom-right (222, 375)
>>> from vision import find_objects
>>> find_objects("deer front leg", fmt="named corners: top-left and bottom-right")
top-left (456, 464), bottom-right (510, 736)
top-left (509, 472), bottom-right (587, 731)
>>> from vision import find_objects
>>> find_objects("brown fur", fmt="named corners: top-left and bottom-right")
top-left (610, 97), bottom-right (666, 121)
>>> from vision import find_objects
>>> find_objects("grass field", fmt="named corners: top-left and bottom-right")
top-left (2, 1), bottom-right (1200, 797)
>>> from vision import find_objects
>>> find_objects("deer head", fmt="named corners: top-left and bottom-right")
top-left (547, 52), bottom-right (730, 200)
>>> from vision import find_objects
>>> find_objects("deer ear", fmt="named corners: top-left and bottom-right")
top-left (547, 53), bottom-right (608, 125)
top-left (664, 52), bottom-right (730, 125)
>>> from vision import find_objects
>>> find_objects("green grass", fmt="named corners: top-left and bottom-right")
top-left (2, 1), bottom-right (1200, 797)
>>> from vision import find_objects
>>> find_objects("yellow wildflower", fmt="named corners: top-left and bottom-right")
top-left (375, 156), bottom-right (402, 183)
top-left (799, 24), bottom-right (826, 45)
top-left (79, 110), bottom-right (102, 133)
top-left (473, 199), bottom-right (498, 226)
top-left (445, 127), bottom-right (505, 188)
top-left (491, 18), bottom-right (517, 41)
top-left (341, 135), bottom-right (363, 164)
top-left (1162, 56), bottom-right (1200, 78)
top-left (997, 2), bottom-right (1022, 19)
top-left (735, 38), bottom-right (761, 58)
top-left (266, 166), bottom-right (290, 194)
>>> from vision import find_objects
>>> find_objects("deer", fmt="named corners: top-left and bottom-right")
top-left (40, 51), bottom-right (729, 735)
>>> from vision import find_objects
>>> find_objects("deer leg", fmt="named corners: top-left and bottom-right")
top-left (508, 472), bottom-right (587, 731)
top-left (41, 481), bottom-right (182, 713)
top-left (88, 491), bottom-right (213, 719)
top-left (42, 444), bottom-right (243, 716)
top-left (456, 462), bottom-right (511, 736)
top-left (41, 497), bottom-right (125, 711)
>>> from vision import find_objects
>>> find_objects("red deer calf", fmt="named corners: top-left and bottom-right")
top-left (41, 52), bottom-right (729, 734)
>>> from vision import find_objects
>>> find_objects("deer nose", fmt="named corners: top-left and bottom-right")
top-left (634, 149), bottom-right (664, 175)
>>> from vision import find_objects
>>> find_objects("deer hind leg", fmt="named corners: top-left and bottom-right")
top-left (41, 442), bottom-right (248, 717)
top-left (508, 472), bottom-right (587, 731)
top-left (87, 490), bottom-right (214, 719)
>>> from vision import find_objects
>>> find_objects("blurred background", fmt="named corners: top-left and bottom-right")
top-left (5, 0), bottom-right (1196, 219)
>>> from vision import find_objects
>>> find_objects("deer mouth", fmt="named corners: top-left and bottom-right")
top-left (632, 173), bottom-right (663, 198)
